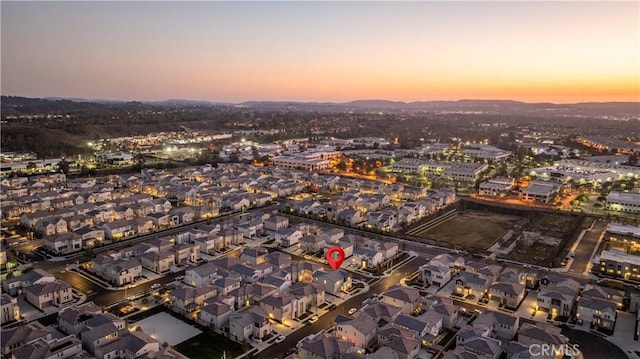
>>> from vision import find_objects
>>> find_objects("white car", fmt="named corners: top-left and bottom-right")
top-left (250, 335), bottom-right (262, 343)
top-left (175, 275), bottom-right (184, 280)
top-left (307, 315), bottom-right (319, 324)
top-left (150, 283), bottom-right (161, 289)
top-left (348, 308), bottom-right (358, 315)
top-left (275, 335), bottom-right (286, 343)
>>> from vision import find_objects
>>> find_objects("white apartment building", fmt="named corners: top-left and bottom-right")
top-left (606, 191), bottom-right (640, 214)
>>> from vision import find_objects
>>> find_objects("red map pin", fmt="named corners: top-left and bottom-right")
top-left (326, 246), bottom-right (345, 270)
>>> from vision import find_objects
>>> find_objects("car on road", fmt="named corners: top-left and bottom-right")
top-left (285, 348), bottom-right (297, 356)
top-left (175, 275), bottom-right (184, 280)
top-left (250, 335), bottom-right (262, 343)
top-left (307, 315), bottom-right (319, 324)
top-left (328, 304), bottom-right (337, 310)
top-left (150, 283), bottom-right (161, 289)
top-left (348, 308), bottom-right (358, 315)
top-left (275, 335), bottom-right (286, 343)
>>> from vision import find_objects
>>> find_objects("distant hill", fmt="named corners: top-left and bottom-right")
top-left (4, 95), bottom-right (638, 116)
top-left (239, 99), bottom-right (639, 116)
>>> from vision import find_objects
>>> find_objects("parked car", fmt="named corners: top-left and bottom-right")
top-left (328, 304), bottom-right (337, 310)
top-left (348, 308), bottom-right (358, 315)
top-left (275, 335), bottom-right (286, 343)
top-left (175, 275), bottom-right (184, 280)
top-left (150, 283), bottom-right (161, 289)
top-left (307, 315), bottom-right (319, 324)
top-left (285, 348), bottom-right (297, 356)
top-left (250, 335), bottom-right (262, 343)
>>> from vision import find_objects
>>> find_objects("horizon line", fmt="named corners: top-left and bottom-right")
top-left (2, 94), bottom-right (639, 106)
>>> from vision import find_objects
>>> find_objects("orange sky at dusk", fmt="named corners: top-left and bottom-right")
top-left (2, 1), bottom-right (638, 103)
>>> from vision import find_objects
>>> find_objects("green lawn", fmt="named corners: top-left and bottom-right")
top-left (174, 332), bottom-right (245, 359)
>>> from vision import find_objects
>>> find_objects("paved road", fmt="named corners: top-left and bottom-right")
top-left (256, 256), bottom-right (428, 359)
top-left (569, 219), bottom-right (606, 274)
top-left (560, 326), bottom-right (629, 359)
top-left (54, 269), bottom-right (185, 307)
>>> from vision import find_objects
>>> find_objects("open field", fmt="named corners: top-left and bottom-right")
top-left (130, 311), bottom-right (201, 346)
top-left (174, 332), bottom-right (244, 359)
top-left (414, 211), bottom-right (522, 250)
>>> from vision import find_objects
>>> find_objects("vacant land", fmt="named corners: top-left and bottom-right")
top-left (131, 312), bottom-right (201, 346)
top-left (415, 211), bottom-right (521, 249)
top-left (174, 332), bottom-right (244, 359)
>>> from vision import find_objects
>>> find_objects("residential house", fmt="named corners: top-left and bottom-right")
top-left (312, 269), bottom-right (352, 296)
top-left (361, 302), bottom-right (402, 325)
top-left (2, 269), bottom-right (56, 296)
top-left (264, 216), bottom-right (289, 231)
top-left (335, 313), bottom-right (378, 349)
top-left (173, 243), bottom-right (200, 265)
top-left (473, 310), bottom-right (520, 340)
top-left (537, 276), bottom-right (580, 319)
top-left (74, 226), bottom-right (105, 247)
top-left (167, 286), bottom-right (217, 314)
top-left (198, 301), bottom-right (234, 330)
top-left (379, 335), bottom-right (420, 359)
top-left (394, 312), bottom-right (442, 339)
top-left (275, 228), bottom-right (303, 248)
top-left (381, 285), bottom-right (422, 315)
top-left (259, 294), bottom-right (300, 322)
top-left (140, 251), bottom-right (175, 273)
top-left (262, 271), bottom-right (293, 294)
top-left (516, 323), bottom-right (569, 359)
top-left (300, 235), bottom-right (325, 253)
top-left (581, 284), bottom-right (625, 309)
top-left (101, 220), bottom-right (135, 241)
top-left (298, 330), bottom-right (354, 359)
top-left (43, 232), bottom-right (82, 255)
top-left (289, 281), bottom-right (325, 311)
top-left (1, 321), bottom-right (53, 356)
top-left (214, 276), bottom-right (243, 297)
top-left (230, 282), bottom-right (277, 308)
top-left (185, 262), bottom-right (220, 287)
top-left (454, 325), bottom-right (502, 359)
top-left (576, 297), bottom-right (617, 330)
top-left (338, 209), bottom-right (366, 226)
top-left (352, 247), bottom-right (384, 270)
top-left (488, 282), bottom-right (526, 309)
top-left (454, 272), bottom-right (489, 298)
top-left (147, 212), bottom-right (179, 228)
top-left (267, 252), bottom-right (293, 271)
top-left (8, 335), bottom-right (82, 359)
top-left (24, 279), bottom-right (73, 310)
top-left (1, 294), bottom-right (20, 324)
top-left (103, 259), bottom-right (142, 286)
top-left (432, 301), bottom-right (460, 329)
top-left (36, 217), bottom-right (68, 236)
top-left (240, 247), bottom-right (269, 266)
top-left (228, 306), bottom-right (271, 342)
top-left (92, 330), bottom-right (157, 359)
top-left (57, 302), bottom-right (103, 336)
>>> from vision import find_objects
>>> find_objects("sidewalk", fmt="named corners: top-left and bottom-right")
top-left (252, 279), bottom-right (370, 354)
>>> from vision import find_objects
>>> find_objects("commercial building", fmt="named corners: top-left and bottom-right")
top-left (520, 181), bottom-right (562, 203)
top-left (593, 249), bottom-right (640, 282)
top-left (479, 177), bottom-right (514, 196)
top-left (606, 191), bottom-right (640, 214)
top-left (270, 156), bottom-right (330, 171)
top-left (605, 223), bottom-right (640, 251)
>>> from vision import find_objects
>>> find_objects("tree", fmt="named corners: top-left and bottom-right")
top-left (627, 153), bottom-right (639, 167)
top-left (58, 159), bottom-right (71, 175)
top-left (6, 271), bottom-right (14, 279)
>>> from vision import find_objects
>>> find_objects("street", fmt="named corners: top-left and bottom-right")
top-left (257, 256), bottom-right (428, 359)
